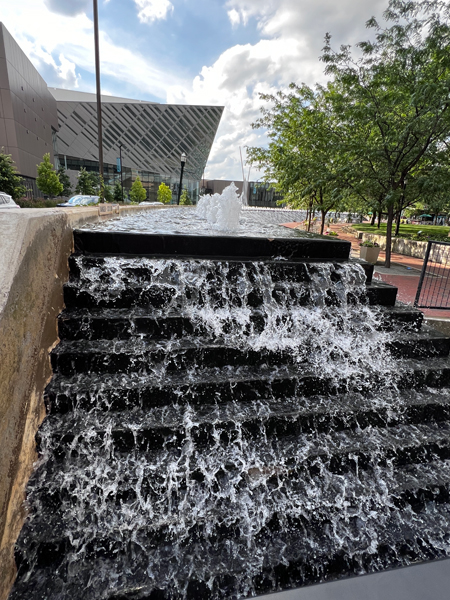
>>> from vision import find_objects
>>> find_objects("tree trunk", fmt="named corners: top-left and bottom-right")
top-left (320, 209), bottom-right (326, 235)
top-left (371, 211), bottom-right (376, 226)
top-left (377, 211), bottom-right (382, 229)
top-left (384, 204), bottom-right (394, 268)
top-left (394, 209), bottom-right (401, 237)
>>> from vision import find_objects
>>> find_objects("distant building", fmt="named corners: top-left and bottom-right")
top-left (0, 23), bottom-right (223, 202)
top-left (203, 179), bottom-right (285, 208)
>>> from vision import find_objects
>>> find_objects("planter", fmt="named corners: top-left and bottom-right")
top-left (360, 246), bottom-right (381, 264)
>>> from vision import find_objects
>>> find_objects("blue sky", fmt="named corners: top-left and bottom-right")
top-left (2, 0), bottom-right (387, 180)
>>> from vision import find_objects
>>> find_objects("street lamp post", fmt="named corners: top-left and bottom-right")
top-left (177, 152), bottom-right (187, 205)
top-left (118, 143), bottom-right (124, 202)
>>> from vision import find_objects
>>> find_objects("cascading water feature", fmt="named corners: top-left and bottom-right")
top-left (10, 197), bottom-right (450, 599)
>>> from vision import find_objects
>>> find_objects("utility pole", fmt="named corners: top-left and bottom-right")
top-left (93, 0), bottom-right (104, 201)
top-left (119, 143), bottom-right (124, 202)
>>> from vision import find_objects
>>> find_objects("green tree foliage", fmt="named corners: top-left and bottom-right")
top-left (37, 153), bottom-right (63, 197)
top-left (104, 185), bottom-right (114, 202)
top-left (248, 84), bottom-right (344, 234)
top-left (129, 176), bottom-right (147, 203)
top-left (321, 0), bottom-right (450, 266)
top-left (248, 0), bottom-right (450, 266)
top-left (75, 167), bottom-right (95, 195)
top-left (0, 149), bottom-right (26, 199)
top-left (113, 182), bottom-right (123, 202)
top-left (157, 182), bottom-right (172, 204)
top-left (57, 167), bottom-right (72, 197)
top-left (179, 189), bottom-right (192, 205)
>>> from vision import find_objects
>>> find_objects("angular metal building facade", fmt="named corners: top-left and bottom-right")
top-left (51, 88), bottom-right (223, 203)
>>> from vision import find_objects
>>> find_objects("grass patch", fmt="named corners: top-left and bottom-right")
top-left (352, 223), bottom-right (450, 242)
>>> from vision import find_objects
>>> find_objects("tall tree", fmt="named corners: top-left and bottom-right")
top-left (113, 182), bottom-right (123, 202)
top-left (37, 153), bottom-right (63, 197)
top-left (0, 149), bottom-right (26, 199)
top-left (157, 182), bottom-right (172, 204)
top-left (248, 84), bottom-right (343, 234)
top-left (57, 167), bottom-right (72, 197)
top-left (179, 189), bottom-right (192, 205)
top-left (130, 176), bottom-right (147, 203)
top-left (75, 167), bottom-right (95, 195)
top-left (321, 0), bottom-right (450, 266)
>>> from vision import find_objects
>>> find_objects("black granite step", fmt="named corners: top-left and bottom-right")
top-left (73, 230), bottom-right (352, 261)
top-left (10, 496), bottom-right (450, 600)
top-left (68, 254), bottom-right (375, 288)
top-left (62, 279), bottom-right (395, 311)
top-left (388, 327), bottom-right (450, 359)
top-left (49, 328), bottom-right (450, 378)
top-left (364, 280), bottom-right (398, 306)
top-left (57, 304), bottom-right (423, 342)
top-left (12, 504), bottom-right (450, 600)
top-left (45, 355), bottom-right (450, 415)
top-left (40, 391), bottom-right (450, 465)
top-left (18, 453), bottom-right (450, 557)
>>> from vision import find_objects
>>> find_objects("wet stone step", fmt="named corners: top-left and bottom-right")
top-left (363, 281), bottom-right (398, 306)
top-left (12, 517), bottom-right (450, 600)
top-left (49, 330), bottom-right (450, 378)
top-left (38, 410), bottom-right (450, 477)
top-left (45, 364), bottom-right (395, 414)
top-left (18, 459), bottom-right (450, 564)
top-left (72, 229), bottom-right (352, 261)
top-left (18, 438), bottom-right (450, 559)
top-left (56, 304), bottom-right (424, 342)
top-left (39, 389), bottom-right (450, 459)
top-left (45, 356), bottom-right (450, 414)
top-left (62, 280), bottom-right (376, 311)
top-left (68, 253), bottom-right (375, 287)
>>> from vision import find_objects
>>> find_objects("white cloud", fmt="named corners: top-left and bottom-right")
top-left (172, 0), bottom-right (388, 180)
top-left (134, 0), bottom-right (174, 24)
top-left (168, 38), bottom-right (308, 180)
top-left (2, 0), bottom-right (185, 100)
top-left (56, 54), bottom-right (80, 88)
top-left (227, 9), bottom-right (241, 28)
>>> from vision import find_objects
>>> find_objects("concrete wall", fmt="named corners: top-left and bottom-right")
top-left (0, 204), bottom-right (168, 600)
top-left (353, 231), bottom-right (431, 260)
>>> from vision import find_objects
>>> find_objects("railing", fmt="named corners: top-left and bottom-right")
top-left (414, 240), bottom-right (450, 310)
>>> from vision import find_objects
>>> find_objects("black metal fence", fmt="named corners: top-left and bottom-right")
top-left (415, 241), bottom-right (450, 309)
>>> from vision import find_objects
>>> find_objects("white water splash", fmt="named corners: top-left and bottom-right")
top-left (196, 183), bottom-right (242, 231)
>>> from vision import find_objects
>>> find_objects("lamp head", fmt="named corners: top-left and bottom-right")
top-left (181, 152), bottom-right (187, 165)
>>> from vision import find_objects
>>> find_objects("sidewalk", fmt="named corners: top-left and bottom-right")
top-left (281, 221), bottom-right (450, 320)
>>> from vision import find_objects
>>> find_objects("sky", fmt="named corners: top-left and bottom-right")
top-left (2, 0), bottom-right (388, 181)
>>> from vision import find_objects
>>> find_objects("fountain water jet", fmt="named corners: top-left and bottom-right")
top-left (196, 182), bottom-right (243, 231)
